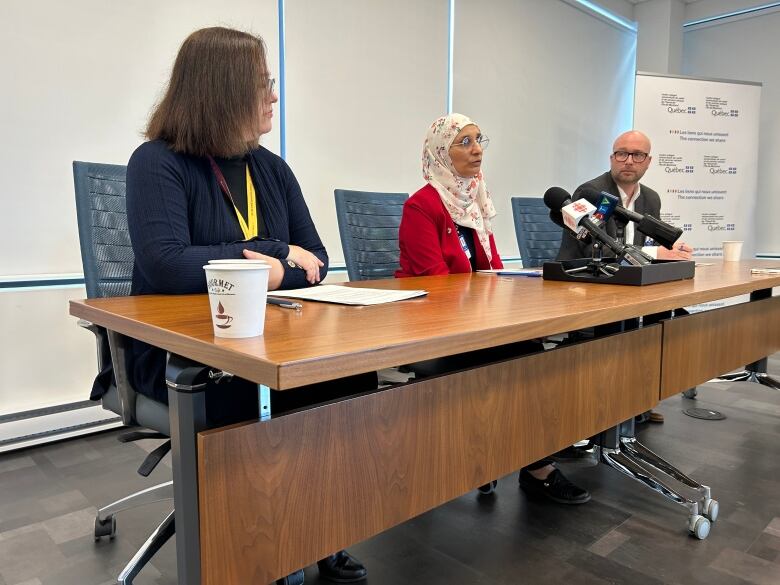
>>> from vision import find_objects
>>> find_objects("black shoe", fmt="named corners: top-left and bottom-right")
top-left (519, 467), bottom-right (591, 505)
top-left (317, 550), bottom-right (367, 583)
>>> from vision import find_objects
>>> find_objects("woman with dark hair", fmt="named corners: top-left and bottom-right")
top-left (125, 27), bottom-right (368, 582)
top-left (396, 114), bottom-right (591, 505)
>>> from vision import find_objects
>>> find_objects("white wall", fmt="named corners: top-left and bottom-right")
top-left (682, 8), bottom-right (780, 255)
top-left (0, 287), bottom-right (97, 414)
top-left (284, 0), bottom-right (448, 261)
top-left (595, 0), bottom-right (636, 21)
top-left (684, 0), bottom-right (772, 22)
top-left (454, 0), bottom-right (637, 257)
top-left (635, 0), bottom-right (685, 74)
top-left (0, 0), bottom-right (280, 278)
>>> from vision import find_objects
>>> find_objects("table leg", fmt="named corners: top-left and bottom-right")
top-left (166, 353), bottom-right (210, 585)
top-left (715, 288), bottom-right (780, 388)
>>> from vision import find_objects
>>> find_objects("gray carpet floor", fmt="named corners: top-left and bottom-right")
top-left (0, 354), bottom-right (778, 585)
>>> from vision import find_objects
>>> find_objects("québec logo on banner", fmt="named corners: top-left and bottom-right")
top-left (705, 96), bottom-right (740, 118)
top-left (703, 155), bottom-right (737, 175)
top-left (660, 92), bottom-right (696, 115)
top-left (701, 212), bottom-right (736, 232)
top-left (658, 153), bottom-right (694, 174)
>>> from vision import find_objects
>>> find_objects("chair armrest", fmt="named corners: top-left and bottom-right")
top-left (77, 318), bottom-right (98, 334)
top-left (77, 319), bottom-right (111, 377)
top-left (76, 318), bottom-right (138, 427)
top-left (106, 329), bottom-right (138, 426)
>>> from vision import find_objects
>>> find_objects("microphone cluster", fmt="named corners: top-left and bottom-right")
top-left (543, 187), bottom-right (653, 267)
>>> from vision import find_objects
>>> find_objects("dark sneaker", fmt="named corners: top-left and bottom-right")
top-left (317, 550), bottom-right (367, 583)
top-left (519, 467), bottom-right (591, 504)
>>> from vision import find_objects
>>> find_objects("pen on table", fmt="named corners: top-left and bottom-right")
top-left (267, 297), bottom-right (303, 311)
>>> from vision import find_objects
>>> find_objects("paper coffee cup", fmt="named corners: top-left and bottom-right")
top-left (203, 264), bottom-right (270, 338)
top-left (722, 241), bottom-right (743, 262)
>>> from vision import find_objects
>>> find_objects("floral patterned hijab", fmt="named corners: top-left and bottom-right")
top-left (423, 113), bottom-right (496, 262)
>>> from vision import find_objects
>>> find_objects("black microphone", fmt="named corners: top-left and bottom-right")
top-left (549, 210), bottom-right (566, 229)
top-left (543, 187), bottom-right (652, 266)
top-left (580, 188), bottom-right (683, 249)
top-left (543, 186), bottom-right (574, 211)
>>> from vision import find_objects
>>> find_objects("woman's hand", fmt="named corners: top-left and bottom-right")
top-left (286, 245), bottom-right (324, 284)
top-left (242, 249), bottom-right (284, 290)
top-left (657, 241), bottom-right (693, 261)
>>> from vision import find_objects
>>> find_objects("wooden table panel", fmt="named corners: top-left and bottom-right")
top-left (660, 295), bottom-right (780, 398)
top-left (197, 326), bottom-right (661, 584)
top-left (69, 261), bottom-right (780, 390)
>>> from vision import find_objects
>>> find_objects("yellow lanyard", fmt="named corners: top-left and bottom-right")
top-left (209, 156), bottom-right (259, 241)
top-left (232, 165), bottom-right (258, 240)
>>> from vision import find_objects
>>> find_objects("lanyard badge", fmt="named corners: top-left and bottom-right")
top-left (457, 229), bottom-right (471, 259)
top-left (207, 156), bottom-right (258, 240)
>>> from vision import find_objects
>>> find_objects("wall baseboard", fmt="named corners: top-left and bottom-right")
top-left (0, 402), bottom-right (122, 453)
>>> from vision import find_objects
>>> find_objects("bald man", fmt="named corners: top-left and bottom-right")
top-left (557, 130), bottom-right (692, 262)
top-left (557, 131), bottom-right (692, 424)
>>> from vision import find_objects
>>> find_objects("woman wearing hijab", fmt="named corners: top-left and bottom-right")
top-left (395, 114), bottom-right (590, 505)
top-left (123, 27), bottom-right (369, 582)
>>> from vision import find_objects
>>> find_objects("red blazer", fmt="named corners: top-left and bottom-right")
top-left (396, 184), bottom-right (503, 277)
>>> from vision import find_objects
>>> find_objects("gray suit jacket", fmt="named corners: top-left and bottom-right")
top-left (556, 172), bottom-right (661, 260)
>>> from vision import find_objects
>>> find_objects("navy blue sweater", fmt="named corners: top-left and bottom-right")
top-left (125, 140), bottom-right (328, 402)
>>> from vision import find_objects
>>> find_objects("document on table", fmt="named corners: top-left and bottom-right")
top-left (477, 268), bottom-right (543, 277)
top-left (274, 284), bottom-right (428, 305)
top-left (750, 266), bottom-right (780, 275)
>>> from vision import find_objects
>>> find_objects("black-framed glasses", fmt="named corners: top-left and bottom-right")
top-left (451, 134), bottom-right (490, 150)
top-left (613, 150), bottom-right (648, 163)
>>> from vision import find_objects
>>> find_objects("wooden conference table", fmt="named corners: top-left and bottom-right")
top-left (69, 260), bottom-right (780, 585)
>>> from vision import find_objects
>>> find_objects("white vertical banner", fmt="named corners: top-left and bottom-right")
top-left (634, 73), bottom-right (761, 259)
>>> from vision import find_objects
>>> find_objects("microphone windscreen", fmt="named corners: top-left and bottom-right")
top-left (543, 187), bottom-right (572, 211)
top-left (578, 188), bottom-right (604, 206)
top-left (548, 210), bottom-right (566, 229)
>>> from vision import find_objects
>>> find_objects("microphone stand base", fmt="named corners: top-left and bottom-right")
top-left (544, 259), bottom-right (695, 286)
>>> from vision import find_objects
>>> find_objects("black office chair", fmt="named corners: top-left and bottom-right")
top-left (73, 161), bottom-right (173, 585)
top-left (334, 189), bottom-right (408, 281)
top-left (511, 196), bottom-right (562, 267)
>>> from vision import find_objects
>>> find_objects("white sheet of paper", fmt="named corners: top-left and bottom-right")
top-left (274, 284), bottom-right (428, 306)
top-left (477, 269), bottom-right (543, 276)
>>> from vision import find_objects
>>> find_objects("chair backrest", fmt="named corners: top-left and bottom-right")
top-left (334, 189), bottom-right (408, 281)
top-left (511, 196), bottom-right (563, 268)
top-left (73, 161), bottom-right (142, 426)
top-left (73, 161), bottom-right (134, 299)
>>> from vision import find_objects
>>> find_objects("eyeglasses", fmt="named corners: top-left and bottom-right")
top-left (266, 77), bottom-right (276, 94)
top-left (451, 134), bottom-right (490, 150)
top-left (613, 150), bottom-right (648, 163)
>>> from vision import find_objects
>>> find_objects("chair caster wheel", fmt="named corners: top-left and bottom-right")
top-left (276, 569), bottom-right (304, 585)
top-left (682, 387), bottom-right (698, 399)
top-left (477, 480), bottom-right (498, 495)
top-left (94, 515), bottom-right (116, 540)
top-left (702, 498), bottom-right (719, 522)
top-left (689, 514), bottom-right (711, 539)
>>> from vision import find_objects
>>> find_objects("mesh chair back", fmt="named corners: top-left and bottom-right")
top-left (511, 196), bottom-right (563, 268)
top-left (334, 189), bottom-right (408, 281)
top-left (73, 162), bottom-right (133, 299)
top-left (73, 161), bottom-right (143, 426)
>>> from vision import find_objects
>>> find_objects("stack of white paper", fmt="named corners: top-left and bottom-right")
top-left (272, 284), bottom-right (427, 306)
